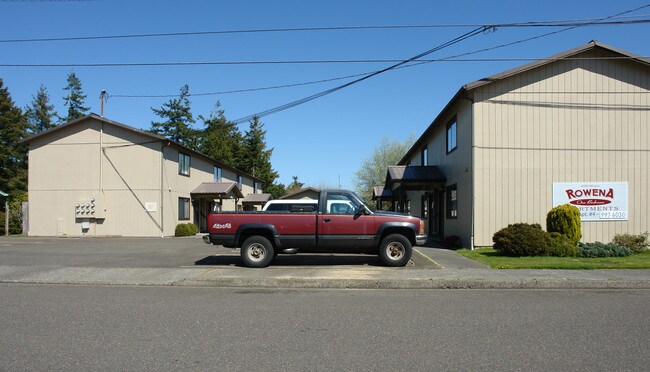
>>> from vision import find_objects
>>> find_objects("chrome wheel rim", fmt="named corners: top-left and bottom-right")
top-left (247, 243), bottom-right (267, 262)
top-left (386, 242), bottom-right (405, 260)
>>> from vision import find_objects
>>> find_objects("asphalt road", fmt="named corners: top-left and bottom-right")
top-left (2, 284), bottom-right (648, 371)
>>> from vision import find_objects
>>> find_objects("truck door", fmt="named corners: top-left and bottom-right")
top-left (318, 192), bottom-right (375, 251)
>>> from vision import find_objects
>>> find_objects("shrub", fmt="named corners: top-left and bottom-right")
top-left (578, 242), bottom-right (632, 258)
top-left (547, 232), bottom-right (578, 257)
top-left (493, 223), bottom-right (552, 256)
top-left (612, 232), bottom-right (649, 253)
top-left (546, 204), bottom-right (581, 247)
top-left (175, 223), bottom-right (197, 237)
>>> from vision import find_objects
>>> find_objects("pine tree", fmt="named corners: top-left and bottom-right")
top-left (150, 84), bottom-right (197, 149)
top-left (198, 102), bottom-right (243, 167)
top-left (61, 72), bottom-right (89, 123)
top-left (25, 84), bottom-right (58, 134)
top-left (240, 116), bottom-right (279, 190)
top-left (0, 79), bottom-right (28, 193)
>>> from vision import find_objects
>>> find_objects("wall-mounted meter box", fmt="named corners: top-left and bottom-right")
top-left (75, 194), bottom-right (106, 219)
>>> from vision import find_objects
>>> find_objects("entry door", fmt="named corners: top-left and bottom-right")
top-left (318, 192), bottom-right (374, 251)
top-left (429, 190), bottom-right (445, 238)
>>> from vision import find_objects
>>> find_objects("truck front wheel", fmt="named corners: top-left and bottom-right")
top-left (241, 236), bottom-right (275, 268)
top-left (379, 234), bottom-right (412, 267)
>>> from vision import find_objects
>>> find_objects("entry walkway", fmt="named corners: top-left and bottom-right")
top-left (414, 240), bottom-right (489, 269)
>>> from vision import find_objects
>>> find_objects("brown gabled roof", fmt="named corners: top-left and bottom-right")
top-left (279, 187), bottom-right (320, 200)
top-left (242, 193), bottom-right (272, 204)
top-left (191, 182), bottom-right (244, 198)
top-left (399, 40), bottom-right (650, 165)
top-left (20, 113), bottom-right (264, 183)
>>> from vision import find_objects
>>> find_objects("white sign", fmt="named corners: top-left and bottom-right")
top-left (553, 182), bottom-right (628, 221)
top-left (144, 202), bottom-right (158, 212)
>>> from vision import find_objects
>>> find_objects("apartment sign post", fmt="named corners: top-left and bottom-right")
top-left (552, 182), bottom-right (628, 221)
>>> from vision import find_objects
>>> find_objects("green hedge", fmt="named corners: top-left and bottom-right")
top-left (612, 232), bottom-right (649, 253)
top-left (492, 223), bottom-right (576, 257)
top-left (175, 223), bottom-right (198, 237)
top-left (546, 204), bottom-right (581, 247)
top-left (578, 242), bottom-right (631, 257)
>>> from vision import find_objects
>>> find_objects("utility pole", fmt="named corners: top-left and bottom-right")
top-left (1, 190), bottom-right (8, 236)
top-left (100, 90), bottom-right (107, 117)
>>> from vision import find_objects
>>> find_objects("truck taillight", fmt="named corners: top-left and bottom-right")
top-left (419, 220), bottom-right (425, 235)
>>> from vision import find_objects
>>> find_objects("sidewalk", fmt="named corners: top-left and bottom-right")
top-left (1, 263), bottom-right (648, 289)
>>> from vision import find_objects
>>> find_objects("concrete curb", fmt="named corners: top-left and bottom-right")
top-left (1, 265), bottom-right (648, 289)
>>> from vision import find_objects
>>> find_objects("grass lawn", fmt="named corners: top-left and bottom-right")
top-left (457, 248), bottom-right (650, 269)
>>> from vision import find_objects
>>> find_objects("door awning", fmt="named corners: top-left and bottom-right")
top-left (385, 165), bottom-right (447, 191)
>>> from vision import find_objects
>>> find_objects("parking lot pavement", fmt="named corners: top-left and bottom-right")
top-left (2, 236), bottom-right (649, 289)
top-left (0, 236), bottom-right (440, 269)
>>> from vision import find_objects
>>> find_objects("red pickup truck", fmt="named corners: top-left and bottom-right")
top-left (204, 190), bottom-right (427, 267)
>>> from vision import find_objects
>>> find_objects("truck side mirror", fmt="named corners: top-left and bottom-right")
top-left (355, 205), bottom-right (368, 216)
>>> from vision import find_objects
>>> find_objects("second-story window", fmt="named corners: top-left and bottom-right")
top-left (421, 145), bottom-right (428, 166)
top-left (214, 166), bottom-right (222, 182)
top-left (447, 118), bottom-right (457, 154)
top-left (237, 175), bottom-right (243, 189)
top-left (178, 153), bottom-right (191, 176)
top-left (254, 182), bottom-right (259, 193)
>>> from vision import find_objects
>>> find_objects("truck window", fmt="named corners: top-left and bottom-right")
top-left (325, 193), bottom-right (358, 215)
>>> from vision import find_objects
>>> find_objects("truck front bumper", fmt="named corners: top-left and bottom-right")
top-left (415, 234), bottom-right (428, 246)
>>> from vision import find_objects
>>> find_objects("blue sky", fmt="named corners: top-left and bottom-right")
top-left (1, 0), bottom-right (649, 190)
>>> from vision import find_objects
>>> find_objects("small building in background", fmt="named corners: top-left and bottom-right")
top-left (20, 114), bottom-right (264, 237)
top-left (279, 187), bottom-right (320, 200)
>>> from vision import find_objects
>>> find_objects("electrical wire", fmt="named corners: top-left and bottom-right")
top-left (0, 14), bottom-right (648, 43)
top-left (230, 26), bottom-right (490, 124)
top-left (229, 3), bottom-right (650, 124)
top-left (107, 56), bottom-right (649, 99)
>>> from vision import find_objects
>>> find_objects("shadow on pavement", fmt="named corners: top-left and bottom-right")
top-left (194, 252), bottom-right (439, 268)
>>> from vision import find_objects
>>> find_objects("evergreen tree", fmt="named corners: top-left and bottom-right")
top-left (25, 84), bottom-right (58, 134)
top-left (286, 176), bottom-right (304, 193)
top-left (198, 102), bottom-right (243, 167)
top-left (61, 72), bottom-right (89, 123)
top-left (240, 116), bottom-right (279, 191)
top-left (150, 84), bottom-right (197, 149)
top-left (0, 79), bottom-right (28, 193)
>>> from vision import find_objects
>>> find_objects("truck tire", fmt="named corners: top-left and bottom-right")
top-left (241, 236), bottom-right (275, 268)
top-left (379, 234), bottom-right (412, 267)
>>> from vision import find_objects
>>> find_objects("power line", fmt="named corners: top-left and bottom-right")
top-left (230, 26), bottom-right (491, 124)
top-left (229, 3), bottom-right (650, 124)
top-left (0, 15), bottom-right (648, 44)
top-left (107, 56), bottom-right (649, 99)
top-left (4, 55), bottom-right (648, 69)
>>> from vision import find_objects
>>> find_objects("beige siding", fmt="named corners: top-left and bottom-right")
top-left (28, 117), bottom-right (261, 237)
top-left (403, 99), bottom-right (474, 244)
top-left (473, 51), bottom-right (649, 246)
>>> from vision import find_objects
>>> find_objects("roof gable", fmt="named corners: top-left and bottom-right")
top-left (399, 40), bottom-right (649, 165)
top-left (20, 113), bottom-right (264, 183)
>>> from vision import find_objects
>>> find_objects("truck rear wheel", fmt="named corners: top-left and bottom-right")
top-left (379, 234), bottom-right (412, 267)
top-left (241, 236), bottom-right (274, 268)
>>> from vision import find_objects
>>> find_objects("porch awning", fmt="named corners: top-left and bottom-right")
top-left (385, 165), bottom-right (446, 191)
top-left (242, 193), bottom-right (272, 205)
top-left (190, 182), bottom-right (244, 199)
top-left (372, 186), bottom-right (393, 200)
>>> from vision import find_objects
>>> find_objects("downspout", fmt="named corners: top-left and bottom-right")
top-left (462, 91), bottom-right (476, 250)
top-left (160, 141), bottom-right (170, 238)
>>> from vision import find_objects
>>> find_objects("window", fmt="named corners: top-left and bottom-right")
top-left (237, 175), bottom-right (243, 189)
top-left (178, 197), bottom-right (190, 220)
top-left (447, 119), bottom-right (457, 154)
top-left (421, 145), bottom-right (428, 166)
top-left (254, 182), bottom-right (260, 193)
top-left (325, 193), bottom-right (358, 215)
top-left (214, 166), bottom-right (222, 182)
top-left (178, 153), bottom-right (191, 176)
top-left (446, 184), bottom-right (458, 219)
